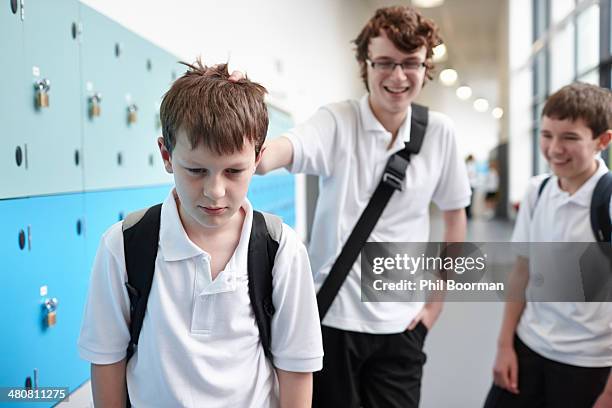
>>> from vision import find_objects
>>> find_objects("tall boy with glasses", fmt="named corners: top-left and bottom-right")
top-left (254, 6), bottom-right (471, 407)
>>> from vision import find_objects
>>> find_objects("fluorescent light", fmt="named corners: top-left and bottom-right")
top-left (433, 44), bottom-right (447, 62)
top-left (439, 69), bottom-right (458, 86)
top-left (412, 0), bottom-right (445, 8)
top-left (474, 98), bottom-right (489, 112)
top-left (492, 107), bottom-right (504, 119)
top-left (456, 86), bottom-right (472, 100)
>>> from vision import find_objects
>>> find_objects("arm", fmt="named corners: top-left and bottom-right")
top-left (91, 359), bottom-right (127, 408)
top-left (408, 209), bottom-right (467, 330)
top-left (256, 136), bottom-right (294, 175)
top-left (594, 373), bottom-right (612, 408)
top-left (276, 368), bottom-right (312, 408)
top-left (443, 208), bottom-right (467, 242)
top-left (492, 256), bottom-right (529, 394)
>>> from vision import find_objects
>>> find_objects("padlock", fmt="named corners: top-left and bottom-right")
top-left (36, 91), bottom-right (49, 108)
top-left (89, 93), bottom-right (102, 118)
top-left (34, 78), bottom-right (51, 109)
top-left (43, 297), bottom-right (58, 328)
top-left (127, 104), bottom-right (138, 125)
top-left (46, 311), bottom-right (57, 327)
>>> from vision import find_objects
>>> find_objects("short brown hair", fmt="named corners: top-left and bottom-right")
top-left (160, 60), bottom-right (268, 156)
top-left (542, 82), bottom-right (612, 138)
top-left (353, 6), bottom-right (442, 90)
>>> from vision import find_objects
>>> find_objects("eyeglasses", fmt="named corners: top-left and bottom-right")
top-left (366, 59), bottom-right (427, 73)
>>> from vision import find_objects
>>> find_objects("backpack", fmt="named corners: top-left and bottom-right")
top-left (536, 172), bottom-right (612, 242)
top-left (121, 204), bottom-right (282, 365)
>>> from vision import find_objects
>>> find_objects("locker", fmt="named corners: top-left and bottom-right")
top-left (80, 5), bottom-right (137, 191)
top-left (22, 0), bottom-right (82, 196)
top-left (0, 1), bottom-right (29, 199)
top-left (83, 185), bottom-right (171, 265)
top-left (0, 194), bottom-right (87, 407)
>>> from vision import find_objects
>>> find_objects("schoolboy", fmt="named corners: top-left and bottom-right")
top-left (78, 61), bottom-right (323, 407)
top-left (485, 82), bottom-right (612, 408)
top-left (255, 6), bottom-right (470, 407)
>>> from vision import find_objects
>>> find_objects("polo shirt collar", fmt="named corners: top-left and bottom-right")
top-left (158, 189), bottom-right (253, 262)
top-left (549, 157), bottom-right (609, 207)
top-left (359, 94), bottom-right (412, 149)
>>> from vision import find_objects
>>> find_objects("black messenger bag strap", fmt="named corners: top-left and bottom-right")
top-left (316, 104), bottom-right (429, 320)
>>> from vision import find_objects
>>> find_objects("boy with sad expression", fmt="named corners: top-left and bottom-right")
top-left (78, 62), bottom-right (323, 407)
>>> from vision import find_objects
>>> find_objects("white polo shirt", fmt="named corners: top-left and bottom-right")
top-left (512, 158), bottom-right (612, 367)
top-left (78, 190), bottom-right (323, 407)
top-left (286, 95), bottom-right (471, 333)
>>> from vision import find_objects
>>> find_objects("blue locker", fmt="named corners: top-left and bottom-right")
top-left (0, 194), bottom-right (87, 407)
top-left (80, 4), bottom-right (132, 191)
top-left (22, 0), bottom-right (83, 197)
top-left (0, 1), bottom-right (29, 199)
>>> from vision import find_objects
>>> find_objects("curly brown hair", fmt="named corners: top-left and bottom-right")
top-left (353, 6), bottom-right (442, 90)
top-left (160, 59), bottom-right (268, 157)
top-left (543, 83), bottom-right (612, 138)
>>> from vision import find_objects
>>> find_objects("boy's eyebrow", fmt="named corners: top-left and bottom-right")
top-left (180, 157), bottom-right (252, 168)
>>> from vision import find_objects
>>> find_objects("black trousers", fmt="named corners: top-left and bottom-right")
top-left (484, 336), bottom-right (611, 408)
top-left (313, 323), bottom-right (428, 408)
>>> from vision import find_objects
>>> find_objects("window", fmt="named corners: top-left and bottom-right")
top-left (576, 4), bottom-right (600, 76)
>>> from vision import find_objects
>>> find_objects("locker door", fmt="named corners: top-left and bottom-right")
top-left (0, 1), bottom-right (29, 199)
top-left (0, 198), bottom-right (36, 391)
top-left (26, 194), bottom-right (88, 393)
top-left (127, 42), bottom-right (173, 187)
top-left (147, 50), bottom-right (178, 186)
top-left (22, 0), bottom-right (82, 196)
top-left (80, 5), bottom-right (131, 191)
top-left (119, 31), bottom-right (153, 188)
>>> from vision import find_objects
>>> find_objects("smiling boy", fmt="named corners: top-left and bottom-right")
top-left (485, 83), bottom-right (612, 408)
top-left (77, 62), bottom-right (323, 407)
top-left (255, 6), bottom-right (471, 408)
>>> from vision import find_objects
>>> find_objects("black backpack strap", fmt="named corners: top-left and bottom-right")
top-left (122, 204), bottom-right (162, 363)
top-left (537, 176), bottom-right (551, 199)
top-left (317, 104), bottom-right (429, 320)
top-left (591, 172), bottom-right (612, 243)
top-left (248, 210), bottom-right (281, 359)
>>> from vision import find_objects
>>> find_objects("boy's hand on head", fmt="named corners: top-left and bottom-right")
top-left (493, 345), bottom-right (519, 394)
top-left (228, 70), bottom-right (246, 82)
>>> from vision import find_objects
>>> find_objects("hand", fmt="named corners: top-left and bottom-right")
top-left (492, 345), bottom-right (519, 394)
top-left (406, 305), bottom-right (438, 331)
top-left (593, 382), bottom-right (612, 408)
top-left (228, 70), bottom-right (246, 82)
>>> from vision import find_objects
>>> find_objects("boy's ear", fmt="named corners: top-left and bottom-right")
top-left (254, 145), bottom-right (266, 171)
top-left (596, 130), bottom-right (612, 152)
top-left (157, 137), bottom-right (174, 174)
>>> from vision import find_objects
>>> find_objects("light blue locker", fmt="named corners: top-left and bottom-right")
top-left (80, 4), bottom-right (132, 191)
top-left (0, 1), bottom-right (29, 199)
top-left (127, 42), bottom-right (177, 186)
top-left (22, 0), bottom-right (83, 197)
